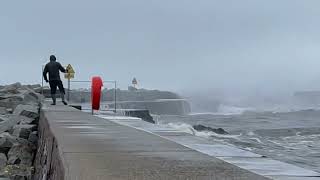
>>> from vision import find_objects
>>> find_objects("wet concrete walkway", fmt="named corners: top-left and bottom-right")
top-left (40, 103), bottom-right (269, 180)
top-left (100, 116), bottom-right (320, 180)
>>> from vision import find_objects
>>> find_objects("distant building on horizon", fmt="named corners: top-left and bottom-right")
top-left (132, 78), bottom-right (138, 88)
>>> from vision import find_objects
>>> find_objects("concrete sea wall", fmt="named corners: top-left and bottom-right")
top-left (34, 109), bottom-right (65, 180)
top-left (33, 103), bottom-right (268, 180)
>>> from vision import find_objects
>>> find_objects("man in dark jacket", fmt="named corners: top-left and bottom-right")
top-left (43, 55), bottom-right (68, 105)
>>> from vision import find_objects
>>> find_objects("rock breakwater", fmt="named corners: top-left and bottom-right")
top-left (0, 83), bottom-right (41, 180)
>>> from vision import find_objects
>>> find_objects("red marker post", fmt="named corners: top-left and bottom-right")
top-left (91, 76), bottom-right (103, 114)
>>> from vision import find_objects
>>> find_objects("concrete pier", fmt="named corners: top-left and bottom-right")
top-left (103, 116), bottom-right (320, 180)
top-left (35, 104), bottom-right (269, 180)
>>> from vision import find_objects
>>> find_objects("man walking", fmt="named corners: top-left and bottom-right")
top-left (43, 55), bottom-right (68, 105)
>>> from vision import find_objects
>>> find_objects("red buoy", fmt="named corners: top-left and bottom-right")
top-left (91, 76), bottom-right (103, 110)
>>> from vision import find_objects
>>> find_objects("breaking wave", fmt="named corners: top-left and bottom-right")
top-left (162, 122), bottom-right (241, 139)
top-left (189, 105), bottom-right (255, 116)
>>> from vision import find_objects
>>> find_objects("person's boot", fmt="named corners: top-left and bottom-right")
top-left (51, 94), bottom-right (56, 105)
top-left (61, 93), bottom-right (68, 105)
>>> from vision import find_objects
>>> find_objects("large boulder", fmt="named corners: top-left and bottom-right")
top-left (17, 116), bottom-right (34, 125)
top-left (0, 97), bottom-right (23, 110)
top-left (8, 144), bottom-right (33, 166)
top-left (0, 133), bottom-right (31, 150)
top-left (0, 117), bottom-right (5, 123)
top-left (13, 105), bottom-right (39, 119)
top-left (0, 133), bottom-right (15, 150)
top-left (18, 86), bottom-right (41, 104)
top-left (0, 153), bottom-right (7, 170)
top-left (0, 133), bottom-right (34, 157)
top-left (0, 84), bottom-right (40, 110)
top-left (0, 107), bottom-right (7, 115)
top-left (12, 125), bottom-right (36, 140)
top-left (0, 116), bottom-right (21, 134)
top-left (0, 115), bottom-right (34, 134)
top-left (28, 132), bottom-right (38, 146)
top-left (193, 124), bottom-right (229, 135)
top-left (0, 97), bottom-right (35, 110)
top-left (0, 94), bottom-right (24, 102)
top-left (22, 84), bottom-right (41, 90)
top-left (125, 110), bottom-right (155, 124)
top-left (0, 83), bottom-right (21, 95)
top-left (0, 165), bottom-right (33, 180)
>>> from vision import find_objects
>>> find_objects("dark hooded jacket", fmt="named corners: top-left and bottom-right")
top-left (43, 58), bottom-right (66, 82)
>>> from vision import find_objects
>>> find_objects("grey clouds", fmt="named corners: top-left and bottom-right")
top-left (0, 0), bottom-right (320, 95)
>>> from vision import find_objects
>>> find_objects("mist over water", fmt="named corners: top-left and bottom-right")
top-left (156, 88), bottom-right (320, 173)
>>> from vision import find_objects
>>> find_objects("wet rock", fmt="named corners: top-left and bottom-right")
top-left (11, 176), bottom-right (24, 180)
top-left (0, 115), bottom-right (35, 133)
top-left (28, 132), bottom-right (37, 145)
top-left (0, 83), bottom-right (21, 95)
top-left (0, 153), bottom-right (7, 170)
top-left (5, 109), bottom-right (12, 114)
top-left (0, 165), bottom-right (33, 179)
top-left (193, 124), bottom-right (229, 135)
top-left (17, 116), bottom-right (34, 125)
top-left (0, 84), bottom-right (40, 110)
top-left (0, 116), bottom-right (6, 123)
top-left (8, 144), bottom-right (33, 166)
top-left (0, 108), bottom-right (7, 115)
top-left (13, 105), bottom-right (39, 119)
top-left (125, 110), bottom-right (155, 124)
top-left (22, 84), bottom-right (41, 90)
top-left (0, 133), bottom-right (15, 150)
top-left (18, 87), bottom-right (41, 103)
top-left (0, 116), bottom-right (20, 134)
top-left (0, 98), bottom-right (22, 110)
top-left (12, 125), bottom-right (36, 140)
top-left (13, 175), bottom-right (31, 180)
top-left (0, 94), bottom-right (24, 102)
top-left (0, 133), bottom-right (31, 152)
top-left (32, 87), bottom-right (42, 94)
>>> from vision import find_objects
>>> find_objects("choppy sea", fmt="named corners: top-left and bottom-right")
top-left (81, 101), bottom-right (320, 173)
top-left (155, 105), bottom-right (320, 173)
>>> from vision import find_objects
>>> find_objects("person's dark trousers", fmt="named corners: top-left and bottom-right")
top-left (49, 80), bottom-right (67, 105)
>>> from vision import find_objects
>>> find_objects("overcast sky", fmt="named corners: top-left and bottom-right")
top-left (1, 0), bottom-right (320, 94)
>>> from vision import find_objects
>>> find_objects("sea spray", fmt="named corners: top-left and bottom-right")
top-left (162, 122), bottom-right (242, 139)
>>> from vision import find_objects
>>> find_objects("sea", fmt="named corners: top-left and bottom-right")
top-left (82, 101), bottom-right (320, 173)
top-left (155, 105), bottom-right (320, 173)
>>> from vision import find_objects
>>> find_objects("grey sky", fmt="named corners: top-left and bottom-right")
top-left (1, 0), bottom-right (320, 94)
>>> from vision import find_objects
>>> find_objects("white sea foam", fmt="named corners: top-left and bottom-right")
top-left (248, 137), bottom-right (263, 144)
top-left (164, 123), bottom-right (195, 135)
top-left (163, 122), bottom-right (242, 139)
top-left (216, 105), bottom-right (254, 115)
top-left (190, 105), bottom-right (255, 116)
